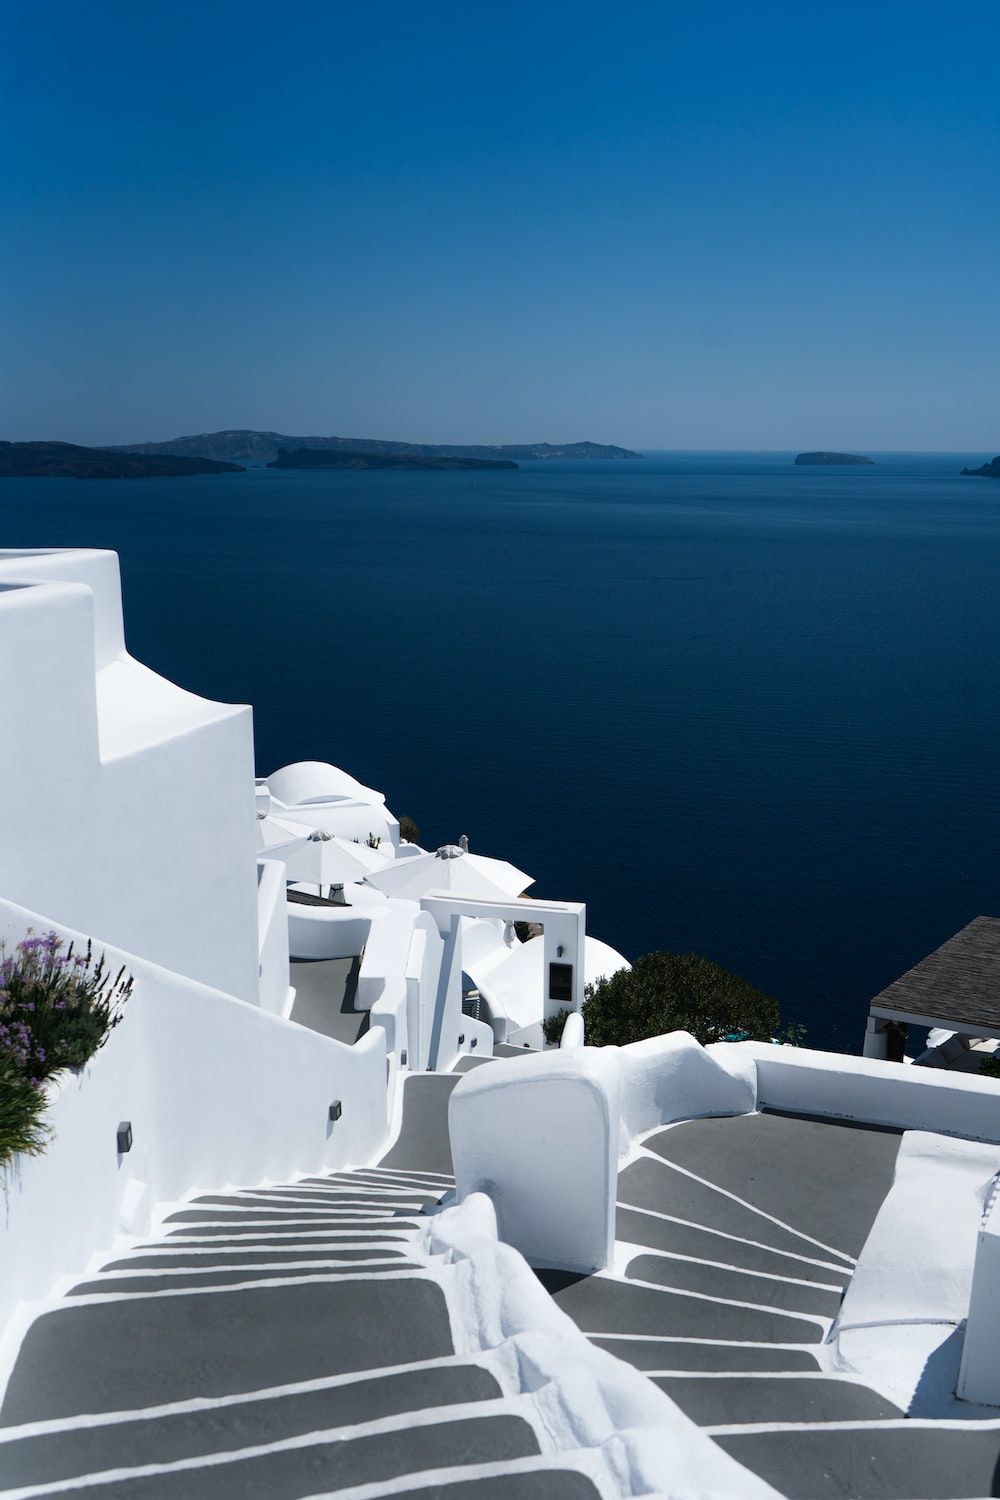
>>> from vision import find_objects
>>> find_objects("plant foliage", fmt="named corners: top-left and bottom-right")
top-left (0, 1053), bottom-right (49, 1161)
top-left (543, 950), bottom-right (779, 1049)
top-left (0, 931), bottom-right (133, 1170)
top-left (398, 815), bottom-right (421, 845)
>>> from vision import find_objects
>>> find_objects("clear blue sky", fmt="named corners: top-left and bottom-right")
top-left (2, 0), bottom-right (997, 449)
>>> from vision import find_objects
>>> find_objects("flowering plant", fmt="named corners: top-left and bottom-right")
top-left (0, 930), bottom-right (133, 1167)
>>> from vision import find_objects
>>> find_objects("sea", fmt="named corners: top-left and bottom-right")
top-left (1, 450), bottom-right (997, 1053)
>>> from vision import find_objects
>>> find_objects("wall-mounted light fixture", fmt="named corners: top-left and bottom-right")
top-left (556, 945), bottom-right (564, 957)
top-left (458, 1033), bottom-right (465, 1046)
top-left (328, 1101), bottom-right (342, 1123)
top-left (116, 1121), bottom-right (133, 1154)
top-left (400, 1050), bottom-right (408, 1067)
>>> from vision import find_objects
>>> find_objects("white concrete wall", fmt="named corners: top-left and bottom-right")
top-left (0, 548), bottom-right (125, 665)
top-left (958, 1179), bottom-right (1000, 1405)
top-left (256, 858), bottom-right (291, 1015)
top-left (450, 1048), bottom-right (622, 1272)
top-left (0, 898), bottom-right (392, 1347)
top-left (287, 901), bottom-right (373, 960)
top-left (741, 1042), bottom-right (1000, 1143)
top-left (560, 1012), bottom-right (585, 1049)
top-left (0, 551), bottom-right (259, 1001)
top-left (424, 914), bottom-right (467, 1073)
top-left (356, 905), bottom-right (481, 1073)
top-left (621, 1032), bottom-right (757, 1136)
top-left (421, 893), bottom-right (587, 1044)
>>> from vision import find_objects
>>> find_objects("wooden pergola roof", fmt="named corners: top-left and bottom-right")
top-left (869, 916), bottom-right (1000, 1035)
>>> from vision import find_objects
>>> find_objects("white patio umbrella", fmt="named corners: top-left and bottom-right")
top-left (282, 828), bottom-right (389, 890)
top-left (365, 845), bottom-right (533, 903)
top-left (256, 812), bottom-right (312, 859)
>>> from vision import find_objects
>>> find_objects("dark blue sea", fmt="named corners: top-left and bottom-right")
top-left (2, 451), bottom-right (998, 1052)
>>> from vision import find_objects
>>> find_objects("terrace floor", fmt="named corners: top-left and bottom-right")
top-left (288, 956), bottom-right (368, 1046)
top-left (539, 1109), bottom-right (1000, 1498)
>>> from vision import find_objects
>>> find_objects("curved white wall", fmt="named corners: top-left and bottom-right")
top-left (450, 1048), bottom-right (622, 1273)
top-left (267, 761), bottom-right (385, 808)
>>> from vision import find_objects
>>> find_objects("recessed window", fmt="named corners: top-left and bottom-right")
top-left (549, 962), bottom-right (573, 1004)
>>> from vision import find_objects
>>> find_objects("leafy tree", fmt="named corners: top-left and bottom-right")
top-left (398, 815), bottom-right (421, 845)
top-left (543, 950), bottom-right (779, 1049)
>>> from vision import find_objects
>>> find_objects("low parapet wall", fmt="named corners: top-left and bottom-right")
top-left (739, 1041), bottom-right (1000, 1144)
top-left (450, 1031), bottom-right (1000, 1273)
top-left (449, 1033), bottom-right (755, 1271)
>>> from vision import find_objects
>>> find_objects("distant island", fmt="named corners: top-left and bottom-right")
top-left (960, 456), bottom-right (1000, 479)
top-left (794, 452), bottom-right (874, 466)
top-left (110, 429), bottom-right (642, 466)
top-left (269, 447), bottom-right (519, 472)
top-left (0, 440), bottom-right (245, 480)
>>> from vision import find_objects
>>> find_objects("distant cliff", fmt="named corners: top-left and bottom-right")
top-left (112, 429), bottom-right (642, 466)
top-left (960, 456), bottom-right (1000, 479)
top-left (794, 452), bottom-right (874, 466)
top-left (0, 441), bottom-right (245, 479)
top-left (268, 447), bottom-right (519, 472)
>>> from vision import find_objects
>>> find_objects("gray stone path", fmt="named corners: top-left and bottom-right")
top-left (536, 1109), bottom-right (1000, 1497)
top-left (0, 1075), bottom-right (599, 1499)
top-left (5, 1070), bottom-right (995, 1499)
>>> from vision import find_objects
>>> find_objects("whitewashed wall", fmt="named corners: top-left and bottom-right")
top-left (0, 551), bottom-right (259, 1001)
top-left (256, 858), bottom-right (292, 1015)
top-left (287, 901), bottom-right (374, 960)
top-left (738, 1042), bottom-right (1000, 1142)
top-left (0, 898), bottom-right (392, 1345)
top-left (450, 1048), bottom-right (623, 1272)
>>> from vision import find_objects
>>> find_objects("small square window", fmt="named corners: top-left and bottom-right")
top-left (549, 962), bottom-right (573, 1004)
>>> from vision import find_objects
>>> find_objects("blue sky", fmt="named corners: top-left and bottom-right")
top-left (2, 0), bottom-right (997, 448)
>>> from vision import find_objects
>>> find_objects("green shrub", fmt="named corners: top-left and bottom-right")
top-left (0, 930), bottom-right (133, 1169)
top-left (543, 950), bottom-right (779, 1049)
top-left (398, 815), bottom-right (422, 845)
top-left (543, 1009), bottom-right (570, 1046)
top-left (0, 1055), bottom-right (48, 1163)
top-left (978, 1055), bottom-right (1000, 1080)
